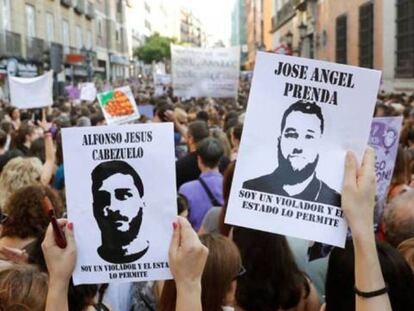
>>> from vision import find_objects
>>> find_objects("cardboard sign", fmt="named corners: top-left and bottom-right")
top-left (171, 44), bottom-right (240, 98)
top-left (369, 117), bottom-right (402, 223)
top-left (80, 82), bottom-right (97, 102)
top-left (62, 123), bottom-right (177, 285)
top-left (97, 86), bottom-right (140, 125)
top-left (9, 71), bottom-right (53, 109)
top-left (225, 52), bottom-right (381, 247)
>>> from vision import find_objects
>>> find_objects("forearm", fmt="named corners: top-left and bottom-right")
top-left (353, 230), bottom-right (392, 311)
top-left (45, 278), bottom-right (69, 311)
top-left (176, 282), bottom-right (202, 311)
top-left (41, 135), bottom-right (55, 185)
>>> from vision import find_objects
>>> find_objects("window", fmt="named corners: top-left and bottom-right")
top-left (63, 20), bottom-right (70, 53)
top-left (76, 25), bottom-right (82, 49)
top-left (97, 18), bottom-right (102, 36)
top-left (396, 0), bottom-right (414, 78)
top-left (25, 4), bottom-right (36, 38)
top-left (2, 0), bottom-right (11, 31)
top-left (336, 15), bottom-right (347, 64)
top-left (359, 2), bottom-right (374, 68)
top-left (86, 30), bottom-right (92, 49)
top-left (46, 13), bottom-right (54, 42)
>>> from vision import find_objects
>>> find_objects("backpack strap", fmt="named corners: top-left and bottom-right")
top-left (198, 177), bottom-right (221, 206)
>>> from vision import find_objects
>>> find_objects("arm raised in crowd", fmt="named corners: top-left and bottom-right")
top-left (42, 219), bottom-right (76, 311)
top-left (342, 148), bottom-right (392, 311)
top-left (38, 109), bottom-right (56, 185)
top-left (169, 216), bottom-right (209, 311)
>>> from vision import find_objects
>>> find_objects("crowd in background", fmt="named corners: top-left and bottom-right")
top-left (0, 76), bottom-right (412, 311)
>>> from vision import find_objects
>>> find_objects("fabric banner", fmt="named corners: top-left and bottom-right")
top-left (9, 71), bottom-right (53, 109)
top-left (369, 117), bottom-right (403, 224)
top-left (171, 44), bottom-right (240, 98)
top-left (62, 123), bottom-right (177, 285)
top-left (225, 52), bottom-right (381, 247)
top-left (97, 86), bottom-right (140, 125)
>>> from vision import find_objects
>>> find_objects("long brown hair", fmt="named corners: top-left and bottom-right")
top-left (0, 265), bottom-right (48, 311)
top-left (159, 234), bottom-right (241, 311)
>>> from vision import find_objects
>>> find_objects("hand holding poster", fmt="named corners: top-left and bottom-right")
top-left (97, 86), bottom-right (140, 125)
top-left (62, 123), bottom-right (176, 285)
top-left (225, 52), bottom-right (381, 247)
top-left (9, 71), bottom-right (53, 109)
top-left (171, 44), bottom-right (240, 98)
top-left (369, 117), bottom-right (402, 223)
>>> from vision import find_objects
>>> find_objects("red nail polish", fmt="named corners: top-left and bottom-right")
top-left (173, 222), bottom-right (177, 230)
top-left (67, 222), bottom-right (74, 231)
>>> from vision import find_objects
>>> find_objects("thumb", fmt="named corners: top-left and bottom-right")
top-left (169, 219), bottom-right (180, 258)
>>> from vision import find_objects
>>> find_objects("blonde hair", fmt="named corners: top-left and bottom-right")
top-left (0, 157), bottom-right (42, 209)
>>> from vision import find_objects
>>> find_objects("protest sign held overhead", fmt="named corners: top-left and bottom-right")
top-left (9, 71), bottom-right (53, 109)
top-left (369, 117), bottom-right (402, 224)
top-left (171, 44), bottom-right (240, 98)
top-left (80, 82), bottom-right (97, 102)
top-left (97, 86), bottom-right (140, 125)
top-left (62, 123), bottom-right (177, 285)
top-left (225, 52), bottom-right (381, 247)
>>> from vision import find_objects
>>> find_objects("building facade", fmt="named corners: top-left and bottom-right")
top-left (0, 0), bottom-right (96, 82)
top-left (180, 8), bottom-right (206, 47)
top-left (270, 0), bottom-right (414, 92)
top-left (231, 0), bottom-right (248, 67)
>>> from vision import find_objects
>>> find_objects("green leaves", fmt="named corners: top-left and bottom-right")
top-left (134, 33), bottom-right (176, 64)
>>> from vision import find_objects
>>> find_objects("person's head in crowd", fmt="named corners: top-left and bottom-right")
top-left (383, 190), bottom-right (414, 248)
top-left (223, 112), bottom-right (239, 132)
top-left (211, 129), bottom-right (232, 159)
top-left (160, 234), bottom-right (242, 311)
top-left (6, 106), bottom-right (19, 120)
top-left (0, 129), bottom-right (7, 154)
top-left (196, 138), bottom-right (224, 172)
top-left (186, 121), bottom-right (209, 152)
top-left (177, 193), bottom-right (189, 218)
top-left (54, 115), bottom-right (71, 129)
top-left (0, 120), bottom-right (13, 135)
top-left (68, 282), bottom-right (104, 311)
top-left (91, 113), bottom-right (106, 126)
top-left (325, 239), bottom-right (414, 311)
top-left (407, 128), bottom-right (414, 149)
top-left (220, 162), bottom-right (236, 236)
top-left (0, 157), bottom-right (42, 209)
top-left (188, 106), bottom-right (201, 122)
top-left (153, 102), bottom-right (174, 123)
top-left (388, 146), bottom-right (410, 200)
top-left (196, 110), bottom-right (209, 123)
top-left (1, 185), bottom-right (63, 242)
top-left (374, 104), bottom-right (390, 117)
top-left (398, 237), bottom-right (414, 273)
top-left (76, 116), bottom-right (91, 127)
top-left (208, 112), bottom-right (221, 129)
top-left (174, 107), bottom-right (188, 125)
top-left (232, 227), bottom-right (313, 311)
top-left (0, 264), bottom-right (48, 311)
top-left (13, 123), bottom-right (38, 153)
top-left (29, 137), bottom-right (46, 163)
top-left (91, 160), bottom-right (149, 263)
top-left (231, 123), bottom-right (243, 151)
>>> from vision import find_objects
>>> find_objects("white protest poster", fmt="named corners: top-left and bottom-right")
top-left (225, 52), bottom-right (381, 247)
top-left (9, 71), bottom-right (53, 109)
top-left (171, 44), bottom-right (240, 98)
top-left (368, 117), bottom-right (402, 224)
top-left (97, 86), bottom-right (140, 125)
top-left (62, 123), bottom-right (177, 285)
top-left (80, 82), bottom-right (97, 102)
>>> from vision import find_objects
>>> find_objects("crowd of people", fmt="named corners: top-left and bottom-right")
top-left (0, 76), bottom-right (412, 311)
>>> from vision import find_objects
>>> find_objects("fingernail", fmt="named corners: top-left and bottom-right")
top-left (67, 222), bottom-right (74, 231)
top-left (172, 222), bottom-right (177, 230)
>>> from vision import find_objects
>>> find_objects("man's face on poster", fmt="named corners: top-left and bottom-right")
top-left (279, 111), bottom-right (322, 174)
top-left (93, 173), bottom-right (144, 244)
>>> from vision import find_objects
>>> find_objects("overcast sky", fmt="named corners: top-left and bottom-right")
top-left (180, 0), bottom-right (235, 46)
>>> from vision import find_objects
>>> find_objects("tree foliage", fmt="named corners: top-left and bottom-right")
top-left (134, 33), bottom-right (175, 64)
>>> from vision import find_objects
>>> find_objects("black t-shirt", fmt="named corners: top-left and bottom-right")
top-left (176, 152), bottom-right (199, 190)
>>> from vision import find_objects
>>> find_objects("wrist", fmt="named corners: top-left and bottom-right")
top-left (48, 275), bottom-right (71, 290)
top-left (176, 279), bottom-right (202, 293)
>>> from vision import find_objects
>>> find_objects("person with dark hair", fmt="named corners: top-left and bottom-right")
top-left (12, 122), bottom-right (39, 156)
top-left (179, 138), bottom-right (224, 231)
top-left (232, 227), bottom-right (320, 311)
top-left (325, 240), bottom-right (414, 311)
top-left (243, 100), bottom-right (340, 207)
top-left (176, 120), bottom-right (210, 189)
top-left (177, 193), bottom-right (189, 218)
top-left (196, 110), bottom-right (209, 123)
top-left (91, 160), bottom-right (149, 263)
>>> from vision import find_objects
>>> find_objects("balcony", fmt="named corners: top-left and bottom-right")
top-left (0, 31), bottom-right (22, 57)
top-left (61, 0), bottom-right (73, 8)
top-left (273, 0), bottom-right (297, 31)
top-left (26, 37), bottom-right (45, 61)
top-left (85, 2), bottom-right (95, 19)
top-left (74, 0), bottom-right (85, 14)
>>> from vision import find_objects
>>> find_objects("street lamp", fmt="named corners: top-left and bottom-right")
top-left (298, 22), bottom-right (308, 39)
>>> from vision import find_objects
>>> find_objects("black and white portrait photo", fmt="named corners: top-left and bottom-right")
top-left (243, 100), bottom-right (341, 207)
top-left (92, 160), bottom-right (149, 264)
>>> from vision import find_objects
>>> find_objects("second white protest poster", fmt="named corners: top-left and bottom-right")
top-left (62, 123), bottom-right (176, 285)
top-left (226, 52), bottom-right (381, 247)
